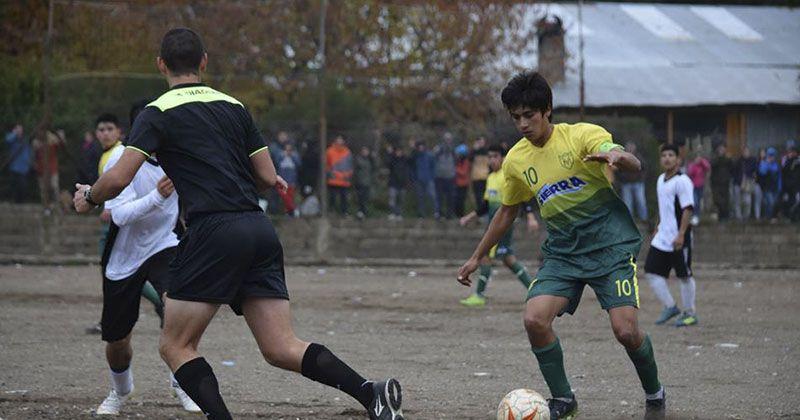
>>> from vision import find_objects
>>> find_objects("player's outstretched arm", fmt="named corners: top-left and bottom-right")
top-left (457, 203), bottom-right (519, 286)
top-left (73, 148), bottom-right (146, 213)
top-left (584, 149), bottom-right (641, 172)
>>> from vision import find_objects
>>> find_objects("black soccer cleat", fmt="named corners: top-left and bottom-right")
top-left (368, 378), bottom-right (403, 420)
top-left (644, 389), bottom-right (666, 420)
top-left (548, 397), bottom-right (578, 419)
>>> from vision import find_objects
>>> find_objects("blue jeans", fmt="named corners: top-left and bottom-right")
top-left (763, 190), bottom-right (778, 219)
top-left (434, 177), bottom-right (455, 218)
top-left (620, 182), bottom-right (647, 220)
top-left (388, 186), bottom-right (404, 216)
top-left (693, 186), bottom-right (704, 215)
top-left (415, 180), bottom-right (437, 217)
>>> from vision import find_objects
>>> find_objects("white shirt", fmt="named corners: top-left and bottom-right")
top-left (103, 147), bottom-right (179, 280)
top-left (651, 172), bottom-right (694, 252)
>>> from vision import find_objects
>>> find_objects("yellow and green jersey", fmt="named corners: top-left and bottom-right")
top-left (483, 170), bottom-right (504, 218)
top-left (98, 141), bottom-right (123, 177)
top-left (501, 123), bottom-right (641, 272)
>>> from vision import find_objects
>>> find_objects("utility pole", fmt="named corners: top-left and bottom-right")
top-left (315, 0), bottom-right (330, 262)
top-left (40, 0), bottom-right (55, 208)
top-left (318, 0), bottom-right (329, 218)
top-left (578, 0), bottom-right (586, 120)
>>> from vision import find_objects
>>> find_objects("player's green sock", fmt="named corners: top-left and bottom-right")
top-left (532, 337), bottom-right (573, 399)
top-left (626, 334), bottom-right (661, 395)
top-left (510, 261), bottom-right (532, 288)
top-left (141, 281), bottom-right (162, 308)
top-left (475, 264), bottom-right (492, 297)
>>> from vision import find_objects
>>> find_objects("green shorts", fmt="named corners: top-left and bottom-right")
top-left (489, 228), bottom-right (514, 259)
top-left (527, 252), bottom-right (640, 315)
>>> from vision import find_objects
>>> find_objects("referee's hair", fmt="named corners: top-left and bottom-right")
top-left (160, 28), bottom-right (206, 76)
top-left (501, 70), bottom-right (553, 122)
top-left (660, 143), bottom-right (680, 155)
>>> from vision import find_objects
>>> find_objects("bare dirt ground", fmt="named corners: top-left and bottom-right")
top-left (0, 264), bottom-right (798, 419)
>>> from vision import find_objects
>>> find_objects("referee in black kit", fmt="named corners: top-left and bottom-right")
top-left (74, 28), bottom-right (403, 420)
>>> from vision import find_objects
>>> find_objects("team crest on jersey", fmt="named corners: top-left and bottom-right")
top-left (537, 176), bottom-right (587, 205)
top-left (559, 152), bottom-right (574, 169)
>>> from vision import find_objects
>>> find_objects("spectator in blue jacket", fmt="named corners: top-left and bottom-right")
top-left (410, 140), bottom-right (438, 218)
top-left (758, 147), bottom-right (782, 220)
top-left (5, 124), bottom-right (32, 203)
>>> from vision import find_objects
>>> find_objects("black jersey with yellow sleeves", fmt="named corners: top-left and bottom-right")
top-left (126, 83), bottom-right (267, 221)
top-left (500, 123), bottom-right (641, 273)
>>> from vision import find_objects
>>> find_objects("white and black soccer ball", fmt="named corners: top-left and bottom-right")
top-left (496, 389), bottom-right (549, 420)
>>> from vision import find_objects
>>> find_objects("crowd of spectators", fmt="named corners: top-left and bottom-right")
top-left (4, 122), bottom-right (800, 224)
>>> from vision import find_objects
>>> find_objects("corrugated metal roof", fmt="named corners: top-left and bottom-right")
top-left (518, 2), bottom-right (800, 108)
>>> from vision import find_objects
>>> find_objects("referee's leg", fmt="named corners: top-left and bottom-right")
top-left (159, 297), bottom-right (231, 419)
top-left (242, 297), bottom-right (377, 410)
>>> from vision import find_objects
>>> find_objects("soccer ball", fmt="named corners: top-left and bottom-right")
top-left (497, 389), bottom-right (549, 420)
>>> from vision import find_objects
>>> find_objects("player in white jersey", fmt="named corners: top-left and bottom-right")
top-left (94, 102), bottom-right (200, 415)
top-left (644, 144), bottom-right (699, 327)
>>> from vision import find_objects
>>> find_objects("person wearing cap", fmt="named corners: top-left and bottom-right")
top-left (454, 143), bottom-right (471, 217)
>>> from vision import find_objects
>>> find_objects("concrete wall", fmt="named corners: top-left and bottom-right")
top-left (1, 203), bottom-right (798, 268)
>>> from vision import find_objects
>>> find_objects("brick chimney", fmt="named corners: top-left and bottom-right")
top-left (537, 15), bottom-right (566, 85)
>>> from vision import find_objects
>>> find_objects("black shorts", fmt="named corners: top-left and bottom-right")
top-left (101, 247), bottom-right (175, 342)
top-left (168, 211), bottom-right (289, 315)
top-left (644, 245), bottom-right (692, 279)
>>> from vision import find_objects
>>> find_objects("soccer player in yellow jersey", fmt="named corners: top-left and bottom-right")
top-left (458, 144), bottom-right (534, 307)
top-left (457, 72), bottom-right (665, 419)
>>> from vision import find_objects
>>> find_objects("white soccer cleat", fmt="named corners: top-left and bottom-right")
top-left (172, 384), bottom-right (202, 413)
top-left (96, 388), bottom-right (132, 415)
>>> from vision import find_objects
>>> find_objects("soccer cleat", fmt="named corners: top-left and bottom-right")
top-left (368, 378), bottom-right (403, 420)
top-left (675, 312), bottom-right (698, 327)
top-left (96, 388), bottom-right (132, 415)
top-left (459, 294), bottom-right (486, 307)
top-left (548, 397), bottom-right (578, 419)
top-left (644, 389), bottom-right (666, 419)
top-left (171, 383), bottom-right (201, 413)
top-left (655, 305), bottom-right (680, 325)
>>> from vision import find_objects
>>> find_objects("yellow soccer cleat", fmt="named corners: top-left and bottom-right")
top-left (460, 294), bottom-right (486, 307)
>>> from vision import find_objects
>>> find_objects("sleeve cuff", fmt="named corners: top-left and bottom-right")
top-left (150, 188), bottom-right (167, 207)
top-left (249, 146), bottom-right (269, 157)
top-left (126, 145), bottom-right (151, 158)
top-left (598, 143), bottom-right (624, 153)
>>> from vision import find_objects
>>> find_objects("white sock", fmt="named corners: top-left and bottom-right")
top-left (679, 276), bottom-right (696, 314)
top-left (647, 273), bottom-right (675, 308)
top-left (646, 386), bottom-right (665, 400)
top-left (110, 367), bottom-right (133, 396)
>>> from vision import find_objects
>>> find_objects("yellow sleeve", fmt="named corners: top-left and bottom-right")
top-left (500, 157), bottom-right (534, 206)
top-left (578, 123), bottom-right (622, 157)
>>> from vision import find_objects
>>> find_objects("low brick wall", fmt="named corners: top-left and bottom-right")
top-left (1, 203), bottom-right (798, 268)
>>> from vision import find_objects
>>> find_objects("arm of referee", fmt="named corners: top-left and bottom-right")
top-left (74, 149), bottom-right (147, 212)
top-left (250, 147), bottom-right (278, 191)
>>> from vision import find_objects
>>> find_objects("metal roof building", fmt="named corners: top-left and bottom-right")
top-left (519, 2), bottom-right (800, 151)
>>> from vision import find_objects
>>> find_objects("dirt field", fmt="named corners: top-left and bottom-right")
top-left (1, 264), bottom-right (798, 419)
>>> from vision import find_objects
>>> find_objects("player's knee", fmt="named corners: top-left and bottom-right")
top-left (612, 322), bottom-right (640, 347)
top-left (523, 312), bottom-right (551, 336)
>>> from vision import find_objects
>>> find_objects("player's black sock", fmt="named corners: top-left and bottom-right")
top-left (301, 343), bottom-right (373, 408)
top-left (174, 357), bottom-right (232, 420)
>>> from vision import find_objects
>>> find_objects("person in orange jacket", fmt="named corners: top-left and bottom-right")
top-left (326, 135), bottom-right (353, 215)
